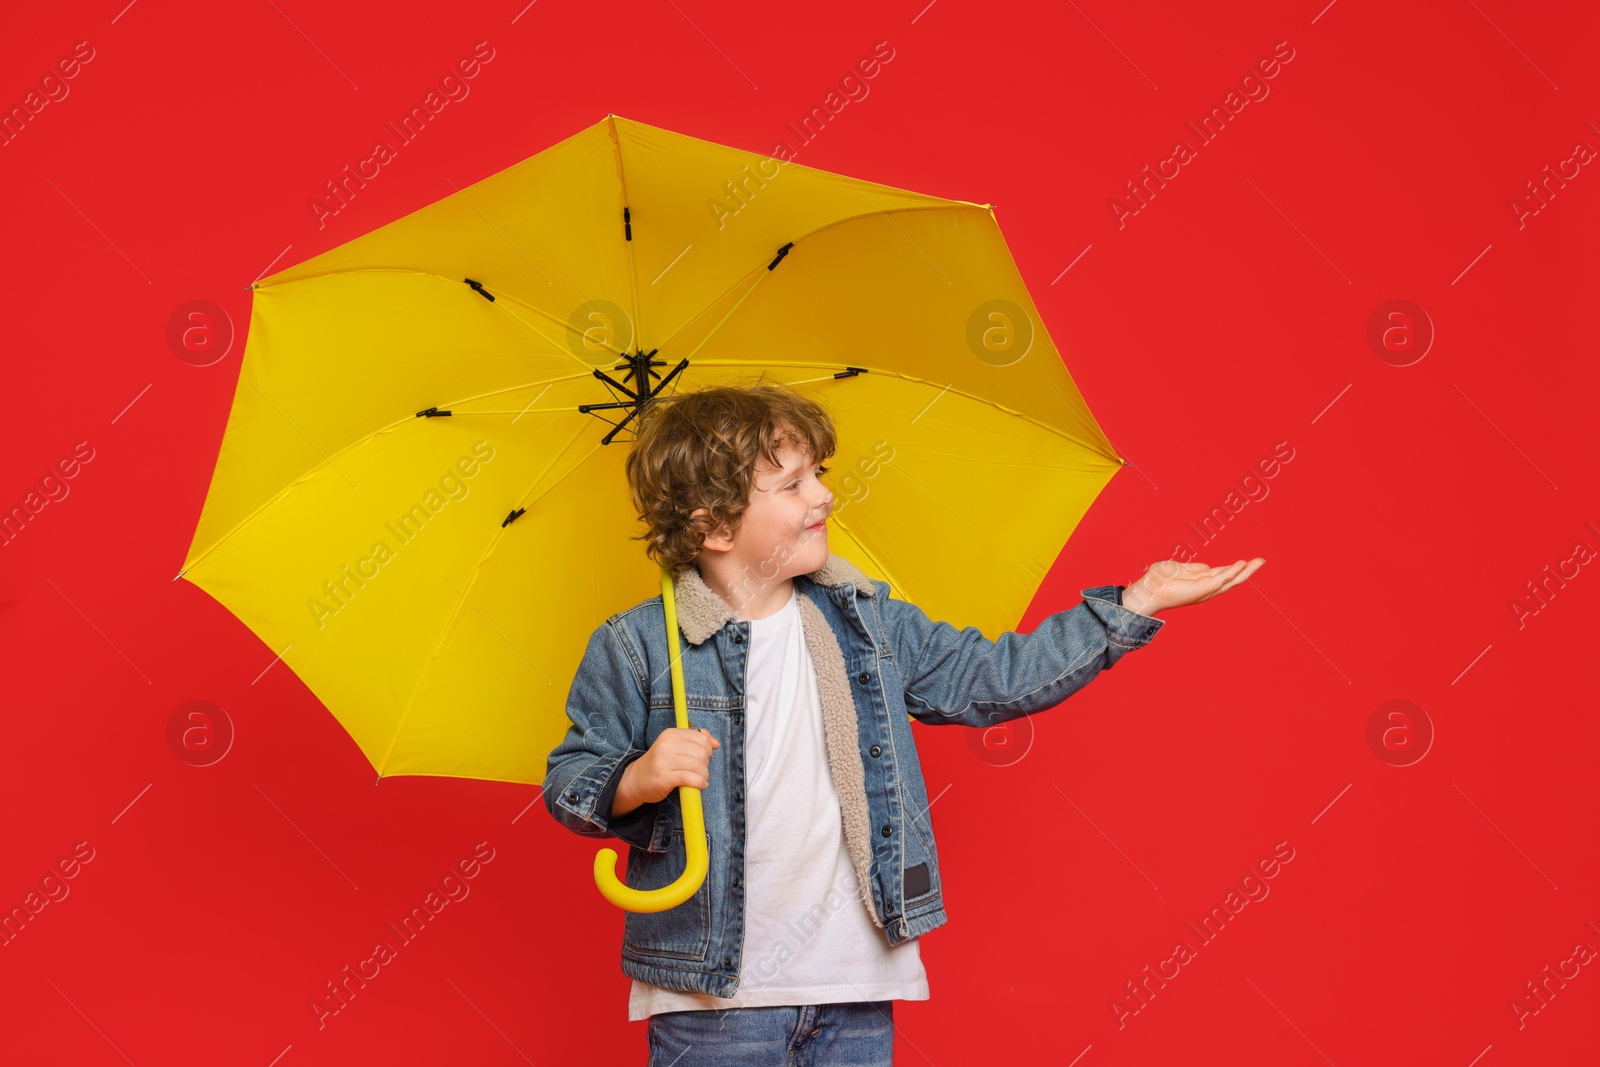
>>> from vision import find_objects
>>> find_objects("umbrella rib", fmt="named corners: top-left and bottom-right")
top-left (445, 371), bottom-right (597, 411)
top-left (256, 265), bottom-right (492, 290)
top-left (608, 115), bottom-right (647, 365)
top-left (375, 424), bottom-right (605, 778)
top-left (487, 291), bottom-right (630, 372)
top-left (655, 203), bottom-right (986, 357)
top-left (255, 265), bottom-right (632, 369)
top-left (679, 265), bottom-right (773, 364)
top-left (665, 359), bottom-right (1120, 461)
top-left (180, 371), bottom-right (605, 573)
top-left (185, 355), bottom-right (1107, 581)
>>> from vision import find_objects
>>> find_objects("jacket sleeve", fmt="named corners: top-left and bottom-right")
top-left (884, 584), bottom-right (1165, 728)
top-left (542, 619), bottom-right (672, 853)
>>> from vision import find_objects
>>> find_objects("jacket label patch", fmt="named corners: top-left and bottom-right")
top-left (904, 861), bottom-right (931, 899)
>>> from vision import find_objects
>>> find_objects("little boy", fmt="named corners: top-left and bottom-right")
top-left (543, 383), bottom-right (1263, 1066)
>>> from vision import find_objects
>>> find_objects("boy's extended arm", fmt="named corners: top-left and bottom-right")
top-left (884, 584), bottom-right (1165, 729)
top-left (542, 620), bottom-right (673, 854)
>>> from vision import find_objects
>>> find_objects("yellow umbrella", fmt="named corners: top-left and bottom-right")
top-left (178, 113), bottom-right (1125, 910)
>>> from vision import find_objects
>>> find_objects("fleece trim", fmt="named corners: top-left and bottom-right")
top-left (667, 551), bottom-right (884, 929)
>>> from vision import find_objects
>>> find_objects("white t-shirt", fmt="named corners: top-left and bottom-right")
top-left (628, 586), bottom-right (929, 1021)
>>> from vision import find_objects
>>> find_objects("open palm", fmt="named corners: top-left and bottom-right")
top-left (1123, 558), bottom-right (1266, 617)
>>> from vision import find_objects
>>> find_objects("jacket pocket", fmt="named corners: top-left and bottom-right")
top-left (621, 827), bottom-right (713, 962)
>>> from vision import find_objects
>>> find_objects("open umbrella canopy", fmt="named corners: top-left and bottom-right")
top-left (179, 113), bottom-right (1125, 785)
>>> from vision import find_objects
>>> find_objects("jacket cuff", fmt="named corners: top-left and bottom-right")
top-left (593, 750), bottom-right (668, 852)
top-left (1080, 585), bottom-right (1165, 651)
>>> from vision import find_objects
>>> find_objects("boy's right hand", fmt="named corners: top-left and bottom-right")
top-left (615, 727), bottom-right (720, 812)
top-left (1122, 558), bottom-right (1265, 617)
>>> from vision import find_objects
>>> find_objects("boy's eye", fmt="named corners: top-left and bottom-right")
top-left (787, 465), bottom-right (829, 490)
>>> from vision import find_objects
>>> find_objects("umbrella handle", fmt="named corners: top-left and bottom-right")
top-left (592, 565), bottom-right (710, 912)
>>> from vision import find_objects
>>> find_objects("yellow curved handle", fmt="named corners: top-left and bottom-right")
top-left (593, 565), bottom-right (710, 912)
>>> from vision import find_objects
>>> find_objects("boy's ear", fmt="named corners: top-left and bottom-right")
top-left (691, 506), bottom-right (734, 550)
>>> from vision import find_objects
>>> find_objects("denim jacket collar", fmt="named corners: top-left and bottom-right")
top-left (671, 551), bottom-right (880, 647)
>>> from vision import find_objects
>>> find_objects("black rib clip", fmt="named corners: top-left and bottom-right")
top-left (464, 278), bottom-right (495, 302)
top-left (767, 242), bottom-right (793, 271)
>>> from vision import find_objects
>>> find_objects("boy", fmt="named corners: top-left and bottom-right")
top-left (543, 383), bottom-right (1263, 1066)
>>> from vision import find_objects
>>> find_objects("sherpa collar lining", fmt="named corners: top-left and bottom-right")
top-left (661, 550), bottom-right (885, 930)
top-left (670, 551), bottom-right (879, 647)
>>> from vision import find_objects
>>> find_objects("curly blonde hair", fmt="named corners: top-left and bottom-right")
top-left (624, 377), bottom-right (838, 579)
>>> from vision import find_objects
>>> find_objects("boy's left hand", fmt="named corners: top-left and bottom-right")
top-left (1121, 558), bottom-right (1265, 617)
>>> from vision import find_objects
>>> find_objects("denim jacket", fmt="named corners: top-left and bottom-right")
top-left (542, 552), bottom-right (1164, 998)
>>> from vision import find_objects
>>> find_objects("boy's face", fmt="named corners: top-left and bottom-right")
top-left (694, 440), bottom-right (834, 588)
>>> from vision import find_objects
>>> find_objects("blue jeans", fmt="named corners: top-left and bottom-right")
top-left (646, 1001), bottom-right (895, 1066)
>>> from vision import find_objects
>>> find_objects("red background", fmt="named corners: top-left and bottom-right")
top-left (2, 1), bottom-right (1596, 1063)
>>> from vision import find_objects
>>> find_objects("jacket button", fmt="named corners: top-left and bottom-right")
top-left (733, 633), bottom-right (743, 643)
top-left (567, 792), bottom-right (578, 802)
top-left (723, 955), bottom-right (733, 967)
top-left (857, 670), bottom-right (871, 684)
top-left (880, 824), bottom-right (892, 837)
top-left (732, 876), bottom-right (741, 888)
top-left (734, 790), bottom-right (743, 802)
top-left (869, 745), bottom-right (881, 757)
